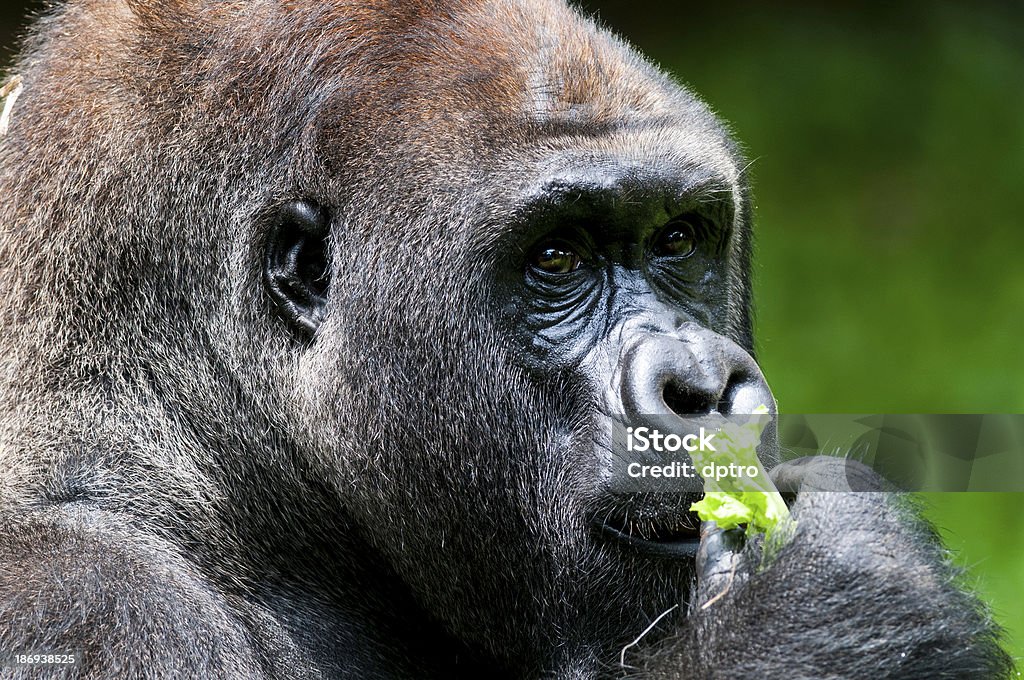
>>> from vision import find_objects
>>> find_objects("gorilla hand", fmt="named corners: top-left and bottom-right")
top-left (634, 462), bottom-right (1011, 679)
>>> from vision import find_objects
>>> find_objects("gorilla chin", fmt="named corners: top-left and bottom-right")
top-left (0, 0), bottom-right (1011, 678)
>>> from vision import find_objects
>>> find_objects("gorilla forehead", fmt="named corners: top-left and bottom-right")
top-left (110, 0), bottom-right (739, 170)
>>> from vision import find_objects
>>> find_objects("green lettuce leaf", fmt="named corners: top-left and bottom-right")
top-left (688, 405), bottom-right (792, 539)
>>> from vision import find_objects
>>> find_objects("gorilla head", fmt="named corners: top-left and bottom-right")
top-left (251, 1), bottom-right (772, 668)
top-left (0, 0), bottom-right (841, 677)
top-left (0, 0), bottom-right (765, 671)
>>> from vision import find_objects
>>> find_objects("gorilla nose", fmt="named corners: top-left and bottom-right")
top-left (619, 325), bottom-right (774, 419)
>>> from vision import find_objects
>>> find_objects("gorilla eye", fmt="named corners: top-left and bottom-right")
top-left (655, 220), bottom-right (698, 258)
top-left (531, 243), bottom-right (582, 274)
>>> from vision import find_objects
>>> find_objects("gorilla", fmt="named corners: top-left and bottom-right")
top-left (0, 0), bottom-right (1011, 678)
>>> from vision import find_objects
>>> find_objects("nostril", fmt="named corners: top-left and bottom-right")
top-left (663, 378), bottom-right (720, 416)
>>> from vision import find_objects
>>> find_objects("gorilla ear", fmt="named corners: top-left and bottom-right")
top-left (264, 199), bottom-right (331, 337)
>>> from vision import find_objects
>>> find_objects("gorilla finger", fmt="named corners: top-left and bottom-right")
top-left (695, 522), bottom-right (747, 609)
top-left (770, 456), bottom-right (887, 493)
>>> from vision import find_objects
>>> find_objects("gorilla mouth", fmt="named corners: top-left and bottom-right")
top-left (595, 505), bottom-right (703, 559)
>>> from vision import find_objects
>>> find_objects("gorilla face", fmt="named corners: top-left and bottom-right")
top-left (257, 0), bottom-right (773, 669)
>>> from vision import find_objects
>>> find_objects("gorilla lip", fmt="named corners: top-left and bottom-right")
top-left (595, 508), bottom-right (703, 559)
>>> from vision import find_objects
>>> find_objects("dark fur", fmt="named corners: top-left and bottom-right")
top-left (0, 1), bottom-right (1011, 678)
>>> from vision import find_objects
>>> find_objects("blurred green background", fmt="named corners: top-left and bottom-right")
top-left (3, 0), bottom-right (1021, 670)
top-left (578, 0), bottom-right (1024, 669)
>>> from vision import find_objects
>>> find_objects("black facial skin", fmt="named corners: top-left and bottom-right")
top-left (0, 0), bottom-right (1012, 679)
top-left (494, 167), bottom-right (777, 562)
top-left (505, 177), bottom-right (734, 369)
